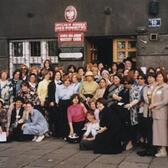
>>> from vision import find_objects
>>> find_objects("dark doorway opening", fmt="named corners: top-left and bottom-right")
top-left (87, 38), bottom-right (112, 67)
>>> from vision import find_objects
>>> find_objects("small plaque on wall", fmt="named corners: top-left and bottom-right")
top-left (148, 18), bottom-right (161, 27)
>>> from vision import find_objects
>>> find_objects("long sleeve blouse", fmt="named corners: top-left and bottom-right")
top-left (67, 104), bottom-right (86, 123)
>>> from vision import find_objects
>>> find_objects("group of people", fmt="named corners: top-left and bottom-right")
top-left (0, 58), bottom-right (168, 157)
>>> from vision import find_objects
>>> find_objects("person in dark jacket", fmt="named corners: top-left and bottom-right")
top-left (47, 71), bottom-right (62, 136)
top-left (93, 98), bottom-right (123, 154)
top-left (8, 97), bottom-right (24, 141)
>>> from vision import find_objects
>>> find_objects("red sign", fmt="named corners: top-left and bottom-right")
top-left (58, 32), bottom-right (84, 42)
top-left (64, 6), bottom-right (77, 22)
top-left (55, 22), bottom-right (87, 32)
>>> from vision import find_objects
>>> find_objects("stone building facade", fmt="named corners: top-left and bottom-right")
top-left (0, 0), bottom-right (167, 74)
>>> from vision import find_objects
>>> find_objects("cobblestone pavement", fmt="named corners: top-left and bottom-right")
top-left (0, 138), bottom-right (168, 168)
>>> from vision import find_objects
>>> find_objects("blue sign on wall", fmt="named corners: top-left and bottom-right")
top-left (148, 18), bottom-right (161, 28)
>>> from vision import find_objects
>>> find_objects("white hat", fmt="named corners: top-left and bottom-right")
top-left (101, 70), bottom-right (109, 75)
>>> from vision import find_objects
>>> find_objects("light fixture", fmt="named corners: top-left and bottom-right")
top-left (139, 39), bottom-right (147, 44)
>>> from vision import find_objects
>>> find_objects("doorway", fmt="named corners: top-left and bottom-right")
top-left (86, 38), bottom-right (112, 67)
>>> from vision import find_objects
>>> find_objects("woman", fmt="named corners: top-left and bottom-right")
top-left (133, 69), bottom-right (142, 85)
top-left (101, 70), bottom-right (111, 86)
top-left (67, 94), bottom-right (87, 141)
top-left (37, 70), bottom-right (51, 107)
top-left (28, 73), bottom-right (38, 94)
top-left (77, 67), bottom-right (85, 81)
top-left (67, 65), bottom-right (77, 73)
top-left (113, 76), bottom-right (133, 150)
top-left (79, 71), bottom-right (99, 106)
top-left (0, 99), bottom-right (7, 135)
top-left (20, 64), bottom-right (29, 81)
top-left (110, 62), bottom-right (118, 75)
top-left (94, 98), bottom-right (122, 154)
top-left (149, 71), bottom-right (168, 157)
top-left (91, 66), bottom-right (100, 82)
top-left (11, 69), bottom-right (22, 98)
top-left (47, 71), bottom-right (62, 136)
top-left (124, 76), bottom-right (141, 150)
top-left (19, 102), bottom-right (48, 142)
top-left (93, 78), bottom-right (107, 101)
top-left (137, 72), bottom-right (157, 156)
top-left (71, 73), bottom-right (81, 93)
top-left (17, 82), bottom-right (40, 108)
top-left (103, 74), bottom-right (124, 108)
top-left (41, 59), bottom-right (53, 71)
top-left (55, 75), bottom-right (74, 138)
top-left (40, 59), bottom-right (53, 80)
top-left (97, 62), bottom-right (104, 76)
top-left (0, 71), bottom-right (13, 109)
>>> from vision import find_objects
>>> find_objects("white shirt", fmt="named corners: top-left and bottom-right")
top-left (56, 84), bottom-right (74, 103)
top-left (84, 122), bottom-right (100, 137)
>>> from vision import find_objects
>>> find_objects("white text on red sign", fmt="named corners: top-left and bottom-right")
top-left (58, 33), bottom-right (84, 42)
top-left (55, 22), bottom-right (87, 32)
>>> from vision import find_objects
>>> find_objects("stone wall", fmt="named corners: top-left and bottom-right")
top-left (137, 34), bottom-right (168, 70)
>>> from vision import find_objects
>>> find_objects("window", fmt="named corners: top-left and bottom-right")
top-left (48, 41), bottom-right (58, 56)
top-left (9, 39), bottom-right (59, 77)
top-left (113, 39), bottom-right (137, 62)
top-left (13, 42), bottom-right (23, 56)
top-left (30, 41), bottom-right (41, 56)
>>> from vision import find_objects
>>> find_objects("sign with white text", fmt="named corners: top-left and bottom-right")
top-left (58, 32), bottom-right (84, 42)
top-left (55, 22), bottom-right (87, 32)
top-left (148, 18), bottom-right (161, 27)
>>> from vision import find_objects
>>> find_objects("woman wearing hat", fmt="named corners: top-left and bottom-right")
top-left (0, 99), bottom-right (7, 135)
top-left (101, 70), bottom-right (111, 86)
top-left (79, 71), bottom-right (99, 106)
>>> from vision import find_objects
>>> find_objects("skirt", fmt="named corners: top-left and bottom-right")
top-left (153, 119), bottom-right (168, 146)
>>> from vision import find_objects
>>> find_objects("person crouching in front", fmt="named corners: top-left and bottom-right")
top-left (18, 101), bottom-right (48, 142)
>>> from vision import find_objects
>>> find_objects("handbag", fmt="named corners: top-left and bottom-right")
top-left (0, 132), bottom-right (7, 142)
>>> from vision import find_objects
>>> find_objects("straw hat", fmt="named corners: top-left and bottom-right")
top-left (85, 71), bottom-right (94, 77)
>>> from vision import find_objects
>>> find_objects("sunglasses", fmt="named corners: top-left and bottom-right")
top-left (138, 77), bottom-right (144, 80)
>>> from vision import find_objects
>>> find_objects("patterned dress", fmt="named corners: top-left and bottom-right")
top-left (17, 90), bottom-right (40, 107)
top-left (129, 84), bottom-right (141, 126)
top-left (0, 80), bottom-right (13, 109)
top-left (103, 84), bottom-right (124, 107)
top-left (0, 108), bottom-right (7, 131)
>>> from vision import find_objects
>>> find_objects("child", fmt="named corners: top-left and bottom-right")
top-left (89, 100), bottom-right (100, 122)
top-left (80, 112), bottom-right (100, 150)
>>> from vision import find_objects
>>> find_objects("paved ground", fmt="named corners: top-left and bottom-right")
top-left (0, 138), bottom-right (168, 168)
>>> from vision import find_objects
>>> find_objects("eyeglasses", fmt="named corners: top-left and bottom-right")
top-left (124, 82), bottom-right (129, 85)
top-left (138, 77), bottom-right (144, 80)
